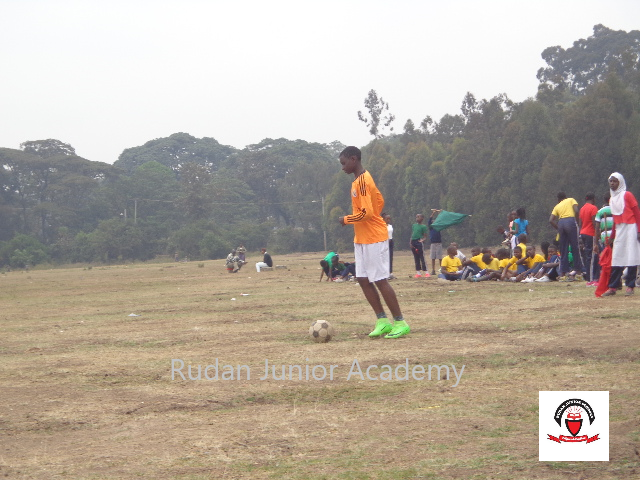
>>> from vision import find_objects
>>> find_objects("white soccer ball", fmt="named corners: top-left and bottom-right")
top-left (309, 320), bottom-right (335, 343)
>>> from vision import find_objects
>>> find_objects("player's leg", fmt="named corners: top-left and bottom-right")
top-left (355, 243), bottom-right (393, 337)
top-left (361, 241), bottom-right (409, 339)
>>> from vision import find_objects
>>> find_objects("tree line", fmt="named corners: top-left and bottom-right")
top-left (1, 24), bottom-right (639, 268)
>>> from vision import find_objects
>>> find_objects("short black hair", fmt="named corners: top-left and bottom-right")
top-left (585, 192), bottom-right (595, 201)
top-left (339, 146), bottom-right (361, 161)
top-left (557, 191), bottom-right (567, 201)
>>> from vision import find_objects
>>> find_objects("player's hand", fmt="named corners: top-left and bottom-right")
top-left (339, 217), bottom-right (346, 226)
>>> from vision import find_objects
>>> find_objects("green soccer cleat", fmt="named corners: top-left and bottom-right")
top-left (384, 321), bottom-right (410, 339)
top-left (369, 319), bottom-right (393, 337)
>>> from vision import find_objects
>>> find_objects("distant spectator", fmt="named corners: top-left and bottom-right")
top-left (255, 248), bottom-right (273, 272)
top-left (236, 244), bottom-right (247, 262)
top-left (226, 250), bottom-right (243, 273)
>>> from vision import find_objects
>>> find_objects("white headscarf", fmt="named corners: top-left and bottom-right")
top-left (609, 172), bottom-right (626, 215)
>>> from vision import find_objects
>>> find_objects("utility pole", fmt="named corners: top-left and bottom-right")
top-left (322, 196), bottom-right (327, 252)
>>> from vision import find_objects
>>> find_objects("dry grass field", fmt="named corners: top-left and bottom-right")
top-left (1, 250), bottom-right (639, 479)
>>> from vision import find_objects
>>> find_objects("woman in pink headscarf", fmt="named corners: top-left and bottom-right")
top-left (601, 172), bottom-right (640, 296)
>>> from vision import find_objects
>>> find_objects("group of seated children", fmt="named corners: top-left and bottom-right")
top-left (439, 236), bottom-right (561, 283)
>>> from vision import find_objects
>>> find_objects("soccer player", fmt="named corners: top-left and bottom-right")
top-left (338, 146), bottom-right (410, 339)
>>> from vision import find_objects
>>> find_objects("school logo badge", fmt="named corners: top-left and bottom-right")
top-left (547, 398), bottom-right (599, 444)
top-left (539, 391), bottom-right (609, 461)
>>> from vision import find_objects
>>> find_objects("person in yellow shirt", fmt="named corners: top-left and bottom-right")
top-left (482, 253), bottom-right (500, 272)
top-left (439, 245), bottom-right (464, 280)
top-left (549, 191), bottom-right (584, 279)
top-left (338, 146), bottom-right (410, 339)
top-left (518, 245), bottom-right (547, 282)
top-left (469, 249), bottom-right (509, 282)
top-left (501, 246), bottom-right (524, 281)
top-left (532, 244), bottom-right (561, 282)
top-left (516, 234), bottom-right (528, 259)
top-left (460, 246), bottom-right (483, 278)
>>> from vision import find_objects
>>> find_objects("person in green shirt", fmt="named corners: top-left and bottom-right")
top-left (410, 214), bottom-right (429, 278)
top-left (319, 251), bottom-right (338, 281)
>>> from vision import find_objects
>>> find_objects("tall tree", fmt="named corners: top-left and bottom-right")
top-left (537, 24), bottom-right (640, 97)
top-left (357, 89), bottom-right (396, 138)
top-left (20, 139), bottom-right (76, 158)
top-left (115, 133), bottom-right (237, 174)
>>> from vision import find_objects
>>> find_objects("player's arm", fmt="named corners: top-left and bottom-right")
top-left (500, 264), bottom-right (510, 280)
top-left (343, 179), bottom-right (375, 225)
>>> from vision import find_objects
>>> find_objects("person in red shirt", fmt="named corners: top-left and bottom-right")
top-left (579, 193), bottom-right (599, 282)
top-left (338, 146), bottom-right (410, 339)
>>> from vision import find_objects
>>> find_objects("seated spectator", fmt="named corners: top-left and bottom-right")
top-left (501, 246), bottom-right (524, 281)
top-left (460, 246), bottom-right (482, 278)
top-left (255, 248), bottom-right (273, 272)
top-left (518, 245), bottom-right (547, 282)
top-left (236, 244), bottom-right (247, 262)
top-left (462, 247), bottom-right (492, 279)
top-left (449, 242), bottom-right (467, 262)
top-left (516, 234), bottom-right (528, 259)
top-left (470, 248), bottom-right (510, 281)
top-left (439, 245), bottom-right (464, 280)
top-left (226, 250), bottom-right (244, 273)
top-left (533, 244), bottom-right (561, 282)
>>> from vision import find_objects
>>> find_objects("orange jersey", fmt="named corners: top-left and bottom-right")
top-left (344, 170), bottom-right (388, 244)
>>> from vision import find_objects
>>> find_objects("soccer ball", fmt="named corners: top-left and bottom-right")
top-left (309, 320), bottom-right (335, 343)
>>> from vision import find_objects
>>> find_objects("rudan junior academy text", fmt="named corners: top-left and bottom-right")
top-left (171, 358), bottom-right (465, 387)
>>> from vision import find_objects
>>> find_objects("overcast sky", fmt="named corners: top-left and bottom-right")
top-left (2, 0), bottom-right (639, 164)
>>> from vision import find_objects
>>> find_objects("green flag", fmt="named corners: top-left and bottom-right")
top-left (430, 211), bottom-right (470, 232)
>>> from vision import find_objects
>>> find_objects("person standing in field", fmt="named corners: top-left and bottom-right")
top-left (410, 213), bottom-right (429, 278)
top-left (510, 208), bottom-right (529, 241)
top-left (601, 172), bottom-right (640, 296)
top-left (338, 146), bottom-right (410, 339)
top-left (549, 192), bottom-right (584, 280)
top-left (578, 193), bottom-right (599, 282)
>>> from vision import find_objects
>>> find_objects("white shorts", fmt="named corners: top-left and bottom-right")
top-left (354, 240), bottom-right (390, 283)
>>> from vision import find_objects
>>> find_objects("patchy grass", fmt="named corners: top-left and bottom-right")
top-left (0, 251), bottom-right (638, 479)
